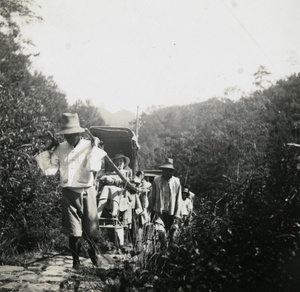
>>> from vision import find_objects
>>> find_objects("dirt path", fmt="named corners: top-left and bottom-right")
top-left (0, 252), bottom-right (130, 291)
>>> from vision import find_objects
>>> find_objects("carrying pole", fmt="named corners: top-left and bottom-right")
top-left (85, 128), bottom-right (139, 193)
top-left (135, 106), bottom-right (139, 143)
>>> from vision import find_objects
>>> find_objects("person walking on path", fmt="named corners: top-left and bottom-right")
top-left (149, 158), bottom-right (182, 234)
top-left (35, 113), bottom-right (106, 270)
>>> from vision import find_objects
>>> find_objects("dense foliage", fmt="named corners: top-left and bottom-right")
top-left (0, 0), bottom-right (67, 256)
top-left (136, 74), bottom-right (300, 291)
top-left (0, 1), bottom-right (104, 259)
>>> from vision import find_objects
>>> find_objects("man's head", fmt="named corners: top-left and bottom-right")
top-left (55, 113), bottom-right (85, 146)
top-left (182, 187), bottom-right (189, 200)
top-left (112, 153), bottom-right (130, 170)
top-left (134, 171), bottom-right (144, 186)
top-left (114, 157), bottom-right (125, 170)
top-left (136, 171), bottom-right (144, 179)
top-left (159, 158), bottom-right (175, 181)
top-left (64, 133), bottom-right (80, 147)
top-left (161, 168), bottom-right (174, 181)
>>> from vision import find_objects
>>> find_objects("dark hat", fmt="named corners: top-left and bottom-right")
top-left (55, 113), bottom-right (85, 135)
top-left (159, 158), bottom-right (175, 170)
top-left (112, 153), bottom-right (130, 167)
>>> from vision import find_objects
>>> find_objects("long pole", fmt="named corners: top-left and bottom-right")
top-left (135, 106), bottom-right (139, 142)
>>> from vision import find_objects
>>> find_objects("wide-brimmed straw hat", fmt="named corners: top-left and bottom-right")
top-left (112, 153), bottom-right (130, 167)
top-left (159, 158), bottom-right (175, 170)
top-left (55, 113), bottom-right (85, 135)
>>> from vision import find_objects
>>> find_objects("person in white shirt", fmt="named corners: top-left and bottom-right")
top-left (185, 184), bottom-right (195, 208)
top-left (182, 188), bottom-right (193, 223)
top-left (35, 113), bottom-right (106, 270)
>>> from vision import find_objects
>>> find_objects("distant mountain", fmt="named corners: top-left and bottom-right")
top-left (98, 107), bottom-right (136, 127)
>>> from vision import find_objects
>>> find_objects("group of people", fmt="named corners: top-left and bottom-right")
top-left (97, 153), bottom-right (194, 249)
top-left (35, 112), bottom-right (195, 270)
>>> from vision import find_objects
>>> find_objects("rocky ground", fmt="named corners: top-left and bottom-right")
top-left (0, 251), bottom-right (134, 292)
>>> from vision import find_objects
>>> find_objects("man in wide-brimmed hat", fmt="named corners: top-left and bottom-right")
top-left (35, 113), bottom-right (106, 270)
top-left (149, 158), bottom-right (182, 234)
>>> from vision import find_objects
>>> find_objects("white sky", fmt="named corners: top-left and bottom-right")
top-left (22, 0), bottom-right (300, 113)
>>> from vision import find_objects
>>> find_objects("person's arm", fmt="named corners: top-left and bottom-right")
top-left (287, 143), bottom-right (300, 147)
top-left (188, 199), bottom-right (193, 216)
top-left (134, 193), bottom-right (143, 215)
top-left (148, 179), bottom-right (156, 213)
top-left (35, 131), bottom-right (60, 176)
top-left (35, 148), bottom-right (60, 176)
top-left (88, 139), bottom-right (107, 172)
top-left (174, 180), bottom-right (183, 219)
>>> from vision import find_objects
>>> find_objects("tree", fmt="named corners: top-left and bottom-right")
top-left (253, 65), bottom-right (272, 90)
top-left (137, 74), bottom-right (300, 291)
top-left (0, 0), bottom-right (69, 253)
top-left (224, 86), bottom-right (244, 101)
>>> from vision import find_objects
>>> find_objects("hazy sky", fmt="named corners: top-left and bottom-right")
top-left (22, 0), bottom-right (300, 113)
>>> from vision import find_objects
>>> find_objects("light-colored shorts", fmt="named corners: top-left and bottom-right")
top-left (61, 186), bottom-right (100, 238)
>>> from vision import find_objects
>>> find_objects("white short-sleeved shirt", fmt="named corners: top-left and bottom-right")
top-left (35, 139), bottom-right (106, 189)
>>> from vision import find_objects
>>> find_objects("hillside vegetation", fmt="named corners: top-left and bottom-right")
top-left (139, 75), bottom-right (300, 198)
top-left (0, 0), bottom-right (105, 256)
top-left (135, 75), bottom-right (300, 290)
top-left (1, 1), bottom-right (300, 291)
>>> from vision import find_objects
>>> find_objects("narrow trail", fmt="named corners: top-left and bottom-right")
top-left (0, 251), bottom-right (131, 292)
